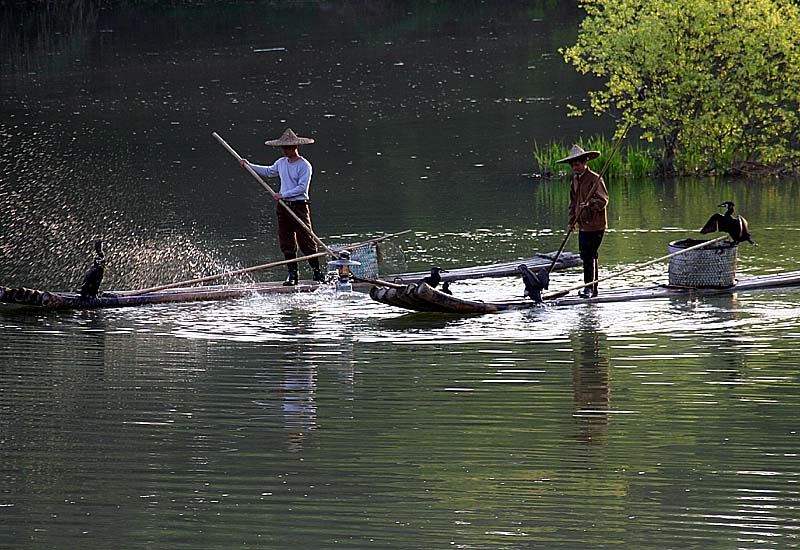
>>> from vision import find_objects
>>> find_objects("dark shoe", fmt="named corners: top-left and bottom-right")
top-left (312, 269), bottom-right (326, 283)
top-left (578, 288), bottom-right (593, 298)
top-left (283, 272), bottom-right (299, 286)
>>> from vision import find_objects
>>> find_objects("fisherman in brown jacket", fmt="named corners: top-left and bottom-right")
top-left (558, 145), bottom-right (609, 298)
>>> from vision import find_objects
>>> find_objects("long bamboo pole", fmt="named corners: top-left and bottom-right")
top-left (543, 235), bottom-right (728, 300)
top-left (213, 131), bottom-right (337, 257)
top-left (351, 275), bottom-right (406, 289)
top-left (124, 230), bottom-right (412, 296)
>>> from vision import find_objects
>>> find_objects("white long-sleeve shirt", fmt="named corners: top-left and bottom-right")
top-left (249, 156), bottom-right (312, 201)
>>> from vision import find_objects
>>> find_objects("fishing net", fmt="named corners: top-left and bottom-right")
top-left (328, 243), bottom-right (380, 279)
top-left (667, 239), bottom-right (738, 288)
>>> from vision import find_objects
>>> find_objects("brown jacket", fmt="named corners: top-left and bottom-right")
top-left (568, 168), bottom-right (608, 231)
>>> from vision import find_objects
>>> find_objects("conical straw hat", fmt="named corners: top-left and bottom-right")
top-left (265, 128), bottom-right (315, 146)
top-left (556, 144), bottom-right (601, 164)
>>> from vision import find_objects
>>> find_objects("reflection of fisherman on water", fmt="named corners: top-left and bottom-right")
top-left (255, 335), bottom-right (360, 455)
top-left (570, 310), bottom-right (611, 448)
top-left (255, 308), bottom-right (321, 454)
top-left (277, 360), bottom-right (318, 455)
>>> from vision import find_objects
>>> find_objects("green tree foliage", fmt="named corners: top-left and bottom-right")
top-left (562, 0), bottom-right (800, 176)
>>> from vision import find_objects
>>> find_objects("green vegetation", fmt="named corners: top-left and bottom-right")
top-left (534, 137), bottom-right (656, 179)
top-left (562, 0), bottom-right (800, 177)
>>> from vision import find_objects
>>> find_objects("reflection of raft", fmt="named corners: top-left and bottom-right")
top-left (369, 271), bottom-right (800, 314)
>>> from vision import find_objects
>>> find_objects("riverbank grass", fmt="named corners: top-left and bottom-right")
top-left (534, 137), bottom-right (656, 179)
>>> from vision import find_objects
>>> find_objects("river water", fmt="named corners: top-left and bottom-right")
top-left (2, 3), bottom-right (800, 549)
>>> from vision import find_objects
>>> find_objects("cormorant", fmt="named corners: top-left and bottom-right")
top-left (422, 267), bottom-right (447, 288)
top-left (700, 201), bottom-right (755, 244)
top-left (79, 240), bottom-right (106, 298)
top-left (518, 264), bottom-right (549, 303)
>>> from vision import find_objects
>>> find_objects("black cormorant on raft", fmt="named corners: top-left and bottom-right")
top-left (79, 240), bottom-right (106, 298)
top-left (701, 201), bottom-right (755, 244)
top-left (422, 267), bottom-right (447, 288)
top-left (518, 264), bottom-right (549, 303)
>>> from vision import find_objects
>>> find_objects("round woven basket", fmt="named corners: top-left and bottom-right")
top-left (668, 239), bottom-right (738, 288)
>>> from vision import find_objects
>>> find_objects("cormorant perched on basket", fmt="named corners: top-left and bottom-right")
top-left (422, 266), bottom-right (447, 288)
top-left (518, 264), bottom-right (549, 303)
top-left (79, 240), bottom-right (107, 298)
top-left (700, 201), bottom-right (755, 244)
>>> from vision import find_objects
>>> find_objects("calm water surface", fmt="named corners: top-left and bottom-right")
top-left (2, 3), bottom-right (800, 548)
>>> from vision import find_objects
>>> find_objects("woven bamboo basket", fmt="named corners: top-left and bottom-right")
top-left (668, 239), bottom-right (738, 288)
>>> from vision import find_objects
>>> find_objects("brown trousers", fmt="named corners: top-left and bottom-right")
top-left (277, 201), bottom-right (319, 270)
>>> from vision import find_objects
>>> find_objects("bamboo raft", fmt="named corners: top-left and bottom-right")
top-left (0, 281), bottom-right (324, 310)
top-left (369, 270), bottom-right (800, 314)
top-left (0, 251), bottom-right (580, 311)
top-left (384, 251), bottom-right (581, 283)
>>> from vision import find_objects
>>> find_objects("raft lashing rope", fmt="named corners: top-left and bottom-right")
top-left (0, 286), bottom-right (55, 306)
top-left (668, 239), bottom-right (738, 288)
top-left (329, 243), bottom-right (380, 279)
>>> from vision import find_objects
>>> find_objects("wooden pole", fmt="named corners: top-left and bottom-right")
top-left (351, 275), bottom-right (406, 289)
top-left (212, 131), bottom-right (337, 257)
top-left (543, 235), bottom-right (729, 300)
top-left (125, 230), bottom-right (412, 296)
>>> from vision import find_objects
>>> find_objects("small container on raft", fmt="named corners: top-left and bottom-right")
top-left (668, 239), bottom-right (738, 288)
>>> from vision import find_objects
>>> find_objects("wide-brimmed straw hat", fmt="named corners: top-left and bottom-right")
top-left (265, 128), bottom-right (315, 146)
top-left (556, 144), bottom-right (601, 164)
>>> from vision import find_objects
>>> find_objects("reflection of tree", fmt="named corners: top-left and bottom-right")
top-left (1, 2), bottom-right (101, 76)
top-left (571, 309), bottom-right (611, 449)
